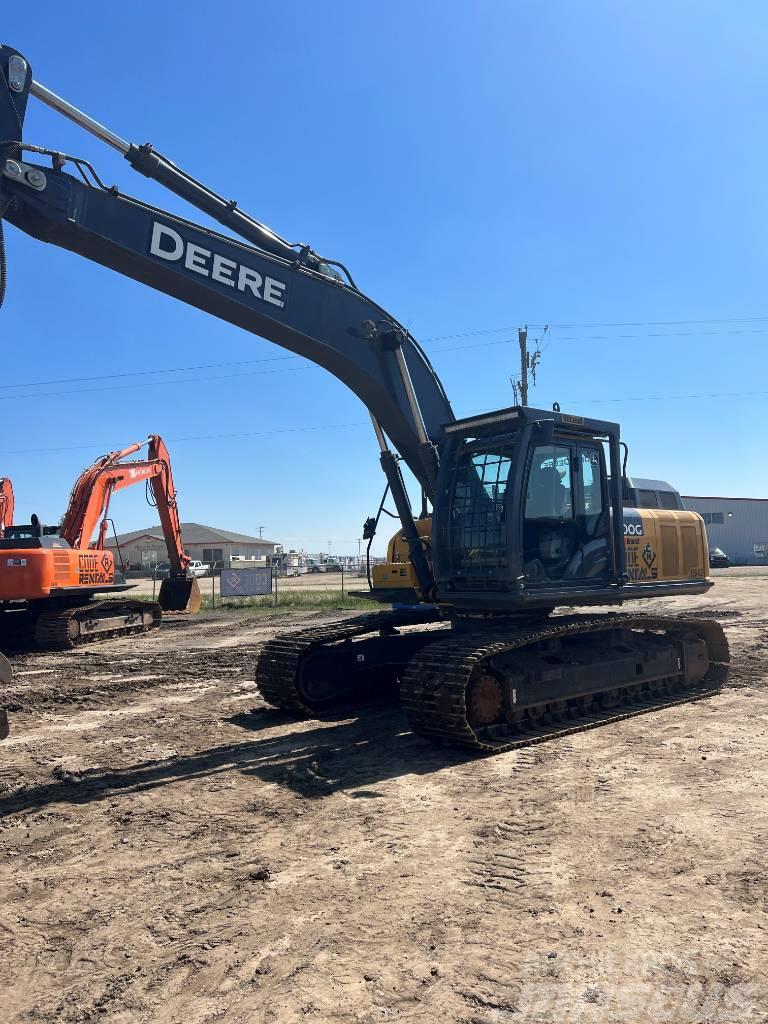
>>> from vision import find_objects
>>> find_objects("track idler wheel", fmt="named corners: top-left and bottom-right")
top-left (159, 576), bottom-right (202, 613)
top-left (467, 673), bottom-right (503, 726)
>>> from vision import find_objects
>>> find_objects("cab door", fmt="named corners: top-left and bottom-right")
top-left (522, 441), bottom-right (611, 584)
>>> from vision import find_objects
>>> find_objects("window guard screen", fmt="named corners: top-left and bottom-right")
top-left (450, 449), bottom-right (512, 571)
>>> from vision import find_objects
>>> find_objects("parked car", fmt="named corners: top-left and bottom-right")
top-left (708, 547), bottom-right (730, 569)
top-left (187, 560), bottom-right (210, 578)
top-left (152, 562), bottom-right (171, 579)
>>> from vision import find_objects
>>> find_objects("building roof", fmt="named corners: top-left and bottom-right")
top-left (631, 477), bottom-right (679, 493)
top-left (683, 495), bottom-right (768, 503)
top-left (106, 522), bottom-right (278, 546)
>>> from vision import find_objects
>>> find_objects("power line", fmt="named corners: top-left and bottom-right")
top-left (530, 316), bottom-right (768, 329)
top-left (0, 335), bottom-right (523, 398)
top-left (569, 389), bottom-right (768, 405)
top-left (0, 352), bottom-right (298, 391)
top-left (1, 387), bottom-right (765, 457)
top-left (0, 339), bottom-right (524, 402)
top-left (549, 328), bottom-right (768, 342)
top-left (1, 314), bottom-right (767, 394)
top-left (0, 363), bottom-right (312, 402)
top-left (420, 315), bottom-right (768, 342)
top-left (1, 326), bottom-right (765, 403)
top-left (0, 421), bottom-right (371, 456)
top-left (1, 311), bottom-right (768, 397)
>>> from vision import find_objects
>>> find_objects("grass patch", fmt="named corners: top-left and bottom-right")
top-left (202, 590), bottom-right (382, 613)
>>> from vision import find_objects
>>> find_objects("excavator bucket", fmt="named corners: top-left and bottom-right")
top-left (158, 576), bottom-right (202, 614)
top-left (0, 652), bottom-right (11, 740)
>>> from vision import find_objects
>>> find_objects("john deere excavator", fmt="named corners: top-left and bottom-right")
top-left (0, 434), bottom-right (199, 652)
top-left (0, 45), bottom-right (728, 753)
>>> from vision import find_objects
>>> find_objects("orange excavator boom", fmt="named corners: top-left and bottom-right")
top-left (0, 477), bottom-right (14, 535)
top-left (60, 435), bottom-right (190, 577)
top-left (55, 434), bottom-right (197, 612)
top-left (0, 434), bottom-right (198, 618)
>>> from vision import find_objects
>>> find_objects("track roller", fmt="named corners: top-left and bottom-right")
top-left (400, 614), bottom-right (730, 754)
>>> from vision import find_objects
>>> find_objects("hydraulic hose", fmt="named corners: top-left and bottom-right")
top-left (0, 216), bottom-right (6, 311)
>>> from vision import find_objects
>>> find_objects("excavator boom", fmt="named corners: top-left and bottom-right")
top-left (55, 433), bottom-right (198, 611)
top-left (60, 435), bottom-right (190, 576)
top-left (0, 47), bottom-right (452, 504)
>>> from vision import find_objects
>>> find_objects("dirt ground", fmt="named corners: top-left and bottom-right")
top-left (1, 577), bottom-right (767, 1023)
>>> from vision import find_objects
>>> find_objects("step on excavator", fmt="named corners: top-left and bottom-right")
top-left (0, 435), bottom-right (200, 654)
top-left (0, 46), bottom-right (728, 753)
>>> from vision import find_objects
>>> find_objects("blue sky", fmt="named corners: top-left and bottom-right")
top-left (1, 3), bottom-right (766, 555)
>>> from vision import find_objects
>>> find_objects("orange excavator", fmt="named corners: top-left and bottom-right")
top-left (0, 477), bottom-right (14, 536)
top-left (0, 435), bottom-right (200, 653)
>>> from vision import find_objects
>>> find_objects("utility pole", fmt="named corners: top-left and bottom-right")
top-left (518, 327), bottom-right (529, 406)
top-left (513, 325), bottom-right (546, 406)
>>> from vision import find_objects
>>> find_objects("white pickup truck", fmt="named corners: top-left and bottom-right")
top-left (187, 560), bottom-right (210, 578)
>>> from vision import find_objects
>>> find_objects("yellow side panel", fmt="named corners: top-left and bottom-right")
top-left (625, 510), bottom-right (709, 584)
top-left (372, 519), bottom-right (431, 592)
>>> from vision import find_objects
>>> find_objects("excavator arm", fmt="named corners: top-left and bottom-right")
top-left (0, 47), bottom-right (453, 497)
top-left (0, 44), bottom-right (458, 596)
top-left (58, 434), bottom-right (197, 610)
top-left (0, 477), bottom-right (14, 535)
top-left (60, 435), bottom-right (189, 575)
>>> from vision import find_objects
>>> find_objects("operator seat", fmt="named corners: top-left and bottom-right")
top-left (526, 465), bottom-right (566, 519)
top-left (523, 466), bottom-right (576, 579)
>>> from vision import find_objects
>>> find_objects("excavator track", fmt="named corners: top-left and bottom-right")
top-left (33, 600), bottom-right (162, 650)
top-left (400, 614), bottom-right (729, 753)
top-left (256, 608), bottom-right (445, 713)
top-left (257, 611), bottom-right (729, 755)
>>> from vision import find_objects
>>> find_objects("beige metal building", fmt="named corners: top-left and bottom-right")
top-left (682, 496), bottom-right (768, 565)
top-left (106, 522), bottom-right (278, 569)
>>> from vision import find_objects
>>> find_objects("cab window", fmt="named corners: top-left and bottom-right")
top-left (525, 446), bottom-right (573, 519)
top-left (579, 448), bottom-right (603, 516)
top-left (658, 490), bottom-right (680, 510)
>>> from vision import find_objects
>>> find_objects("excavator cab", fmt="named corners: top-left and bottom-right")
top-left (432, 406), bottom-right (627, 611)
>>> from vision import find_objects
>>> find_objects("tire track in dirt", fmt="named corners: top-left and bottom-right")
top-left (1, 591), bottom-right (767, 1021)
